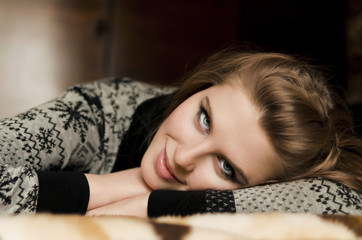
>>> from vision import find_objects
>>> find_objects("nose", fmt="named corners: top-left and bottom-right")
top-left (173, 142), bottom-right (210, 172)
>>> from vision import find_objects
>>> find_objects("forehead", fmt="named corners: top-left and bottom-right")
top-left (203, 82), bottom-right (279, 184)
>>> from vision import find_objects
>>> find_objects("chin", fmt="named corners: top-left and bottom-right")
top-left (143, 175), bottom-right (177, 191)
top-left (140, 167), bottom-right (157, 190)
top-left (144, 178), bottom-right (158, 190)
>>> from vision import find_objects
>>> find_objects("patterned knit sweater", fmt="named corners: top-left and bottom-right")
top-left (0, 77), bottom-right (361, 216)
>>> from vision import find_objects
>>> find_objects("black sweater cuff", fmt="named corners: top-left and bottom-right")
top-left (36, 171), bottom-right (90, 214)
top-left (147, 190), bottom-right (206, 217)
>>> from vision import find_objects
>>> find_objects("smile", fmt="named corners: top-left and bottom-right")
top-left (156, 146), bottom-right (181, 183)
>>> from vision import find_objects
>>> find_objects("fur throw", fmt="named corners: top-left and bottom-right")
top-left (0, 213), bottom-right (361, 240)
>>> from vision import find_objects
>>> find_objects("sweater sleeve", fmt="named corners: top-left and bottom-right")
top-left (0, 80), bottom-right (101, 214)
top-left (148, 179), bottom-right (362, 217)
top-left (148, 190), bottom-right (235, 217)
top-left (36, 171), bottom-right (89, 214)
top-left (148, 190), bottom-right (207, 217)
top-left (0, 77), bottom-right (175, 214)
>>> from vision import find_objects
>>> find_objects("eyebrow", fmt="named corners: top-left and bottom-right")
top-left (204, 96), bottom-right (213, 131)
top-left (205, 96), bottom-right (250, 186)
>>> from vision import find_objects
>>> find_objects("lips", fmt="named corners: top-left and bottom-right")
top-left (156, 146), bottom-right (181, 183)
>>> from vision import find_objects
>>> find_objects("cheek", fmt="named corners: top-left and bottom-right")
top-left (163, 108), bottom-right (195, 140)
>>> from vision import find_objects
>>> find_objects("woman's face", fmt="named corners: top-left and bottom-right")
top-left (141, 80), bottom-right (282, 190)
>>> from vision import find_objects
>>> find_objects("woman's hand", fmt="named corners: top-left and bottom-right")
top-left (85, 193), bottom-right (150, 218)
top-left (85, 167), bottom-right (151, 213)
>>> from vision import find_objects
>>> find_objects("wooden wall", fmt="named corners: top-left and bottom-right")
top-left (0, 0), bottom-right (239, 118)
top-left (0, 0), bottom-right (358, 119)
top-left (0, 0), bottom-right (109, 118)
top-left (108, 0), bottom-right (239, 85)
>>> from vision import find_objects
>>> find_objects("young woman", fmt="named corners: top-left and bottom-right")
top-left (1, 47), bottom-right (361, 217)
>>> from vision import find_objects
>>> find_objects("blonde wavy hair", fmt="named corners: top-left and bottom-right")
top-left (167, 46), bottom-right (362, 192)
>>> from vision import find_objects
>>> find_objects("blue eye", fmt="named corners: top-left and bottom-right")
top-left (218, 158), bottom-right (235, 179)
top-left (199, 106), bottom-right (210, 132)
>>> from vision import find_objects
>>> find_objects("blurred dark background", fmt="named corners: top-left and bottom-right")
top-left (0, 0), bottom-right (361, 128)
